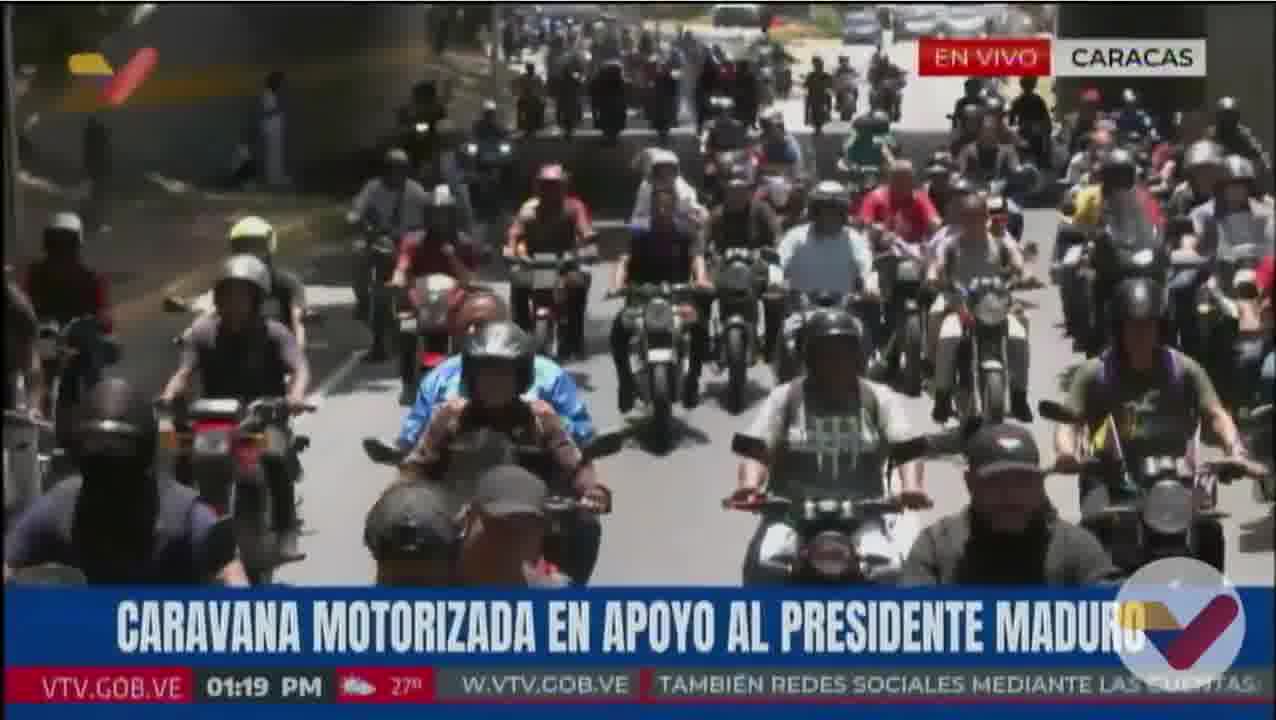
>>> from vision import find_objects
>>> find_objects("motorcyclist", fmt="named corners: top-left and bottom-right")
top-left (506, 164), bottom-right (596, 360)
top-left (1066, 88), bottom-right (1105, 156)
top-left (730, 307), bottom-right (929, 585)
top-left (981, 95), bottom-right (1021, 148)
top-left (1063, 129), bottom-right (1113, 186)
top-left (455, 466), bottom-right (573, 587)
top-left (1114, 88), bottom-right (1156, 139)
top-left (1185, 155), bottom-right (1275, 258)
top-left (226, 217), bottom-right (308, 349)
top-left (702, 95), bottom-right (749, 154)
top-left (1008, 76), bottom-right (1052, 168)
top-left (926, 193), bottom-right (1034, 423)
top-left (858, 159), bottom-right (943, 251)
top-left (900, 423), bottom-right (1120, 586)
top-left (398, 80), bottom-right (447, 148)
top-left (4, 378), bottom-right (250, 585)
top-left (389, 185), bottom-right (481, 403)
top-left (611, 187), bottom-right (713, 412)
top-left (925, 165), bottom-right (958, 224)
top-left (23, 211), bottom-right (113, 340)
top-left (759, 174), bottom-right (806, 232)
top-left (833, 55), bottom-right (858, 112)
top-left (803, 57), bottom-right (833, 133)
top-left (779, 181), bottom-right (877, 298)
top-left (696, 51), bottom-right (727, 133)
top-left (842, 110), bottom-right (897, 171)
top-left (589, 59), bottom-right (628, 141)
top-left (951, 78), bottom-right (986, 130)
top-left (474, 99), bottom-right (512, 144)
top-left (631, 149), bottom-right (708, 230)
top-left (1052, 277), bottom-right (1247, 520)
top-left (397, 290), bottom-right (596, 452)
top-left (1209, 97), bottom-right (1272, 190)
top-left (365, 480), bottom-right (456, 586)
top-left (956, 116), bottom-right (1024, 185)
top-left (1166, 140), bottom-right (1224, 219)
top-left (757, 107), bottom-right (803, 172)
top-left (732, 58), bottom-right (761, 129)
top-left (348, 149), bottom-right (431, 359)
top-left (646, 56), bottom-right (681, 142)
top-left (707, 163), bottom-right (785, 360)
top-left (513, 63), bottom-right (546, 136)
top-left (159, 255), bottom-right (311, 561)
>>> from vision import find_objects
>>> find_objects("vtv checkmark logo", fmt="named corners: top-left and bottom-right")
top-left (68, 48), bottom-right (158, 107)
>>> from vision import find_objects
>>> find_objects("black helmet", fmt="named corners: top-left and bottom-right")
top-left (69, 377), bottom-right (159, 478)
top-left (964, 78), bottom-right (981, 94)
top-left (1113, 277), bottom-right (1166, 325)
top-left (1100, 148), bottom-right (1138, 190)
top-left (1019, 76), bottom-right (1037, 91)
top-left (1220, 154), bottom-right (1257, 186)
top-left (802, 308), bottom-right (864, 369)
top-left (808, 180), bottom-right (849, 214)
top-left (460, 321), bottom-right (535, 398)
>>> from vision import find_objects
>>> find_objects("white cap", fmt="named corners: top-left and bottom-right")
top-left (49, 212), bottom-right (83, 235)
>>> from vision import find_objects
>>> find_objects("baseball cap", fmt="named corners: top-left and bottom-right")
top-left (473, 465), bottom-right (547, 519)
top-left (363, 482), bottom-right (458, 557)
top-left (965, 423), bottom-right (1043, 479)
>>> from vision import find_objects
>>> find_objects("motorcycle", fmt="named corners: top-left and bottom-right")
top-left (159, 396), bottom-right (314, 585)
top-left (723, 433), bottom-right (932, 585)
top-left (872, 251), bottom-right (927, 397)
top-left (507, 250), bottom-right (599, 360)
top-left (1079, 227), bottom-right (1169, 357)
top-left (1240, 404), bottom-right (1274, 504)
top-left (397, 273), bottom-right (460, 393)
top-left (607, 283), bottom-right (712, 452)
top-left (701, 149), bottom-right (756, 209)
top-left (834, 75), bottom-right (859, 122)
top-left (35, 315), bottom-right (119, 441)
top-left (351, 219), bottom-right (400, 337)
top-left (1188, 243), bottom-right (1268, 410)
top-left (870, 75), bottom-right (906, 122)
top-left (804, 81), bottom-right (831, 136)
top-left (1039, 400), bottom-right (1264, 573)
top-left (944, 273), bottom-right (1023, 424)
top-left (362, 427), bottom-right (626, 585)
top-left (712, 247), bottom-right (769, 414)
top-left (458, 138), bottom-right (515, 221)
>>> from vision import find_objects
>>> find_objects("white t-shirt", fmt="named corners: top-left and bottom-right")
top-left (777, 223), bottom-right (874, 295)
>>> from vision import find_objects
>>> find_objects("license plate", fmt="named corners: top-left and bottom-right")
top-left (399, 317), bottom-right (418, 334)
top-left (647, 348), bottom-right (675, 363)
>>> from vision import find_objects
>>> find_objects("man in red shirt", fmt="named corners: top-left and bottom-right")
top-left (857, 159), bottom-right (943, 249)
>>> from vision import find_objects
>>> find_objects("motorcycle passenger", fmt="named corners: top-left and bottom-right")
top-left (900, 423), bottom-right (1120, 586)
top-left (803, 57), bottom-right (833, 132)
top-left (456, 466), bottom-right (572, 587)
top-left (404, 323), bottom-right (610, 585)
top-left (956, 116), bottom-right (1023, 185)
top-left (5, 278), bottom-right (44, 413)
top-left (1167, 140), bottom-right (1224, 219)
top-left (1053, 278), bottom-right (1246, 524)
top-left (842, 110), bottom-right (897, 171)
top-left (1009, 76), bottom-right (1053, 168)
top-left (611, 187), bottom-right (713, 412)
top-left (703, 96), bottom-right (749, 154)
top-left (365, 480), bottom-right (457, 587)
top-left (159, 255), bottom-right (311, 560)
top-left (397, 289), bottom-right (596, 452)
top-left (4, 378), bottom-right (250, 585)
top-left (22, 212), bottom-right (115, 397)
top-left (858, 159), bottom-right (943, 251)
top-left (730, 308), bottom-right (929, 585)
top-left (1209, 96), bottom-right (1272, 190)
top-left (757, 107), bottom-right (803, 172)
top-left (927, 193), bottom-right (1034, 424)
top-left (227, 216), bottom-right (308, 349)
top-left (388, 185), bottom-right (481, 402)
top-left (472, 99), bottom-right (511, 143)
top-left (631, 149), bottom-right (708, 230)
top-left (507, 164), bottom-right (595, 360)
top-left (1115, 88), bottom-right (1156, 139)
top-left (1064, 129), bottom-right (1112, 186)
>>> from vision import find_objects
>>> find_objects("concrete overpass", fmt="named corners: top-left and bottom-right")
top-left (1055, 2), bottom-right (1273, 151)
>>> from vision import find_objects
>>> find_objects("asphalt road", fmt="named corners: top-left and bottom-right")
top-left (109, 37), bottom-right (1274, 587)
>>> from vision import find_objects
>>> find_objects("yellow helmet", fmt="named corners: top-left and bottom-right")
top-left (228, 216), bottom-right (277, 255)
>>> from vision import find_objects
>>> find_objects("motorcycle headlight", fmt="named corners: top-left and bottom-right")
top-left (415, 122), bottom-right (430, 134)
top-left (1129, 248), bottom-right (1156, 268)
top-left (1143, 479), bottom-right (1193, 535)
top-left (973, 293), bottom-right (1009, 326)
top-left (192, 430), bottom-right (232, 456)
top-left (499, 143), bottom-right (512, 154)
top-left (718, 263), bottom-right (754, 293)
top-left (807, 531), bottom-right (856, 578)
top-left (644, 300), bottom-right (675, 332)
top-left (464, 143), bottom-right (478, 155)
top-left (895, 259), bottom-right (921, 284)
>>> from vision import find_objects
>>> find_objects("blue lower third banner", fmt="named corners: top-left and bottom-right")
top-left (4, 588), bottom-right (1273, 713)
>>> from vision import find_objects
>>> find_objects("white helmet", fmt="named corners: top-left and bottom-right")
top-left (431, 184), bottom-right (456, 207)
top-left (45, 212), bottom-right (84, 248)
top-left (648, 148), bottom-right (679, 176)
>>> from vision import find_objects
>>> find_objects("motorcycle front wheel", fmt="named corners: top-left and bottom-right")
top-left (980, 367), bottom-right (1007, 424)
top-left (648, 364), bottom-right (675, 453)
top-left (724, 327), bottom-right (749, 415)
top-left (899, 315), bottom-right (924, 397)
top-left (234, 482), bottom-right (275, 586)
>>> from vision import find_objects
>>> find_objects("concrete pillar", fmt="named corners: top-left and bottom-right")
top-left (1054, 3), bottom-right (1207, 123)
top-left (1206, 3), bottom-right (1274, 152)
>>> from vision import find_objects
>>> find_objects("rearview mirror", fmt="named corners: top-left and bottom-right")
top-left (1038, 399), bottom-right (1081, 425)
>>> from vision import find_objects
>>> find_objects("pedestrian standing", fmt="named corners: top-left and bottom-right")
top-left (82, 114), bottom-right (111, 234)
top-left (260, 71), bottom-right (291, 188)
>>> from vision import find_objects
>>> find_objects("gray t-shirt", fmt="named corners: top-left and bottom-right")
top-left (937, 232), bottom-right (1014, 286)
top-left (777, 223), bottom-right (874, 295)
top-left (745, 378), bottom-right (912, 500)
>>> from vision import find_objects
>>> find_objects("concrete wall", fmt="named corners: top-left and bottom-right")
top-left (1206, 3), bottom-right (1274, 152)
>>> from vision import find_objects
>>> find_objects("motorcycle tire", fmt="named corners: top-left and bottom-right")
top-left (724, 327), bottom-right (749, 415)
top-left (234, 482), bottom-right (274, 586)
top-left (900, 316), bottom-right (924, 398)
top-left (534, 316), bottom-right (556, 359)
top-left (648, 364), bottom-right (675, 453)
top-left (1194, 518), bottom-right (1225, 573)
top-left (981, 369), bottom-right (1007, 424)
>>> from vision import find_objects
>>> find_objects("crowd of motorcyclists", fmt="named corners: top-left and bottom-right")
top-left (4, 36), bottom-right (1273, 592)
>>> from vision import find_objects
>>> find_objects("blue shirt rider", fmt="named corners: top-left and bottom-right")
top-left (758, 108), bottom-right (803, 169)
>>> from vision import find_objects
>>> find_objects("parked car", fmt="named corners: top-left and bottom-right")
top-left (939, 6), bottom-right (990, 37)
top-left (843, 9), bottom-right (883, 44)
top-left (891, 4), bottom-right (942, 38)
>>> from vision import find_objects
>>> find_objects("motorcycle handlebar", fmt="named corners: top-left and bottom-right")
top-left (606, 283), bottom-right (714, 300)
top-left (3, 409), bottom-right (53, 431)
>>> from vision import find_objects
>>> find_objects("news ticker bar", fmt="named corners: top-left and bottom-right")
top-left (5, 667), bottom-right (1273, 704)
